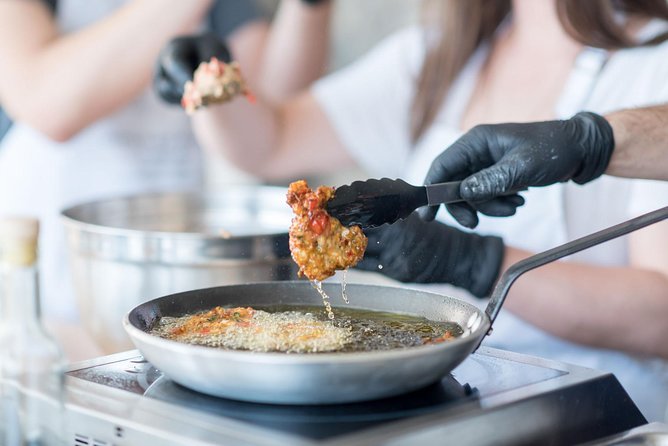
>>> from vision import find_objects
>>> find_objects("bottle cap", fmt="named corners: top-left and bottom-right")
top-left (0, 217), bottom-right (39, 266)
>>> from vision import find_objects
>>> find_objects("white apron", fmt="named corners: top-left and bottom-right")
top-left (0, 0), bottom-right (203, 321)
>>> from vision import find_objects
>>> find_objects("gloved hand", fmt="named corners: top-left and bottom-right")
top-left (154, 32), bottom-right (232, 104)
top-left (420, 112), bottom-right (615, 228)
top-left (356, 213), bottom-right (504, 298)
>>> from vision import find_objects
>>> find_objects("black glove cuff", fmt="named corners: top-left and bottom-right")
top-left (356, 215), bottom-right (504, 298)
top-left (430, 227), bottom-right (504, 298)
top-left (571, 111), bottom-right (615, 185)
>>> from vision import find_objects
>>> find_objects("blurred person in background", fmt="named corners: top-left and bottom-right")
top-left (0, 0), bottom-right (331, 358)
top-left (246, 0), bottom-right (422, 189)
top-left (156, 0), bottom-right (668, 420)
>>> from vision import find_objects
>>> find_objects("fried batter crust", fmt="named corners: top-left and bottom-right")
top-left (181, 57), bottom-right (253, 114)
top-left (287, 180), bottom-right (367, 281)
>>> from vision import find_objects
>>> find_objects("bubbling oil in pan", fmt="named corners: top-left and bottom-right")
top-left (150, 304), bottom-right (463, 354)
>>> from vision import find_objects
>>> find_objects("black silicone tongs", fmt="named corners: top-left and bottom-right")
top-left (325, 178), bottom-right (465, 228)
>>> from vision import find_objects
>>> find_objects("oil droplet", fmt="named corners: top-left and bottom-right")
top-left (378, 264), bottom-right (383, 270)
top-left (341, 269), bottom-right (350, 304)
top-left (311, 280), bottom-right (335, 320)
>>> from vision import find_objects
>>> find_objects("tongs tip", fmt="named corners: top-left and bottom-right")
top-left (326, 178), bottom-right (426, 229)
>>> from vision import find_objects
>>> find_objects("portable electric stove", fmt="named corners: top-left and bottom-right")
top-left (64, 346), bottom-right (646, 446)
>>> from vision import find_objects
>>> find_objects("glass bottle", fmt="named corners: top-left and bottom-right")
top-left (0, 217), bottom-right (66, 445)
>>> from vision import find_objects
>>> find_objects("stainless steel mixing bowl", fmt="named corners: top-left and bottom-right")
top-left (61, 187), bottom-right (298, 353)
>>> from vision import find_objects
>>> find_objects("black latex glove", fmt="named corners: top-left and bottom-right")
top-left (356, 213), bottom-right (504, 298)
top-left (420, 111), bottom-right (615, 228)
top-left (154, 32), bottom-right (232, 105)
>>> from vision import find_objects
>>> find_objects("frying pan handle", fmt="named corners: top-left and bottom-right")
top-left (481, 205), bottom-right (668, 339)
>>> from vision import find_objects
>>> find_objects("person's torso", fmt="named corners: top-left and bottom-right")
top-left (405, 24), bottom-right (668, 260)
top-left (399, 22), bottom-right (668, 421)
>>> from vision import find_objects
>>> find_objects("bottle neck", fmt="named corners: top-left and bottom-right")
top-left (0, 264), bottom-right (41, 328)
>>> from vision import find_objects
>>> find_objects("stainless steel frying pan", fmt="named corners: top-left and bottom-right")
top-left (124, 206), bottom-right (667, 405)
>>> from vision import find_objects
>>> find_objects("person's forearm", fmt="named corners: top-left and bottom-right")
top-left (257, 0), bottom-right (332, 104)
top-left (192, 89), bottom-right (353, 181)
top-left (498, 246), bottom-right (668, 357)
top-left (0, 0), bottom-right (211, 141)
top-left (192, 98), bottom-right (280, 177)
top-left (605, 104), bottom-right (668, 180)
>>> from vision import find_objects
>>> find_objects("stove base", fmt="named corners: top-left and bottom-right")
top-left (64, 347), bottom-right (646, 445)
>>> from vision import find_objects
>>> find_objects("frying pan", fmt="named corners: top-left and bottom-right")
top-left (124, 206), bottom-right (667, 404)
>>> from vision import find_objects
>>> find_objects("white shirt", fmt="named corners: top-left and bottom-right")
top-left (0, 0), bottom-right (203, 321)
top-left (312, 24), bottom-right (668, 421)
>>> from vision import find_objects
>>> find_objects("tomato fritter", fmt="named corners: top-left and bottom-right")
top-left (181, 57), bottom-right (254, 114)
top-left (155, 306), bottom-right (352, 353)
top-left (286, 180), bottom-right (367, 281)
top-left (169, 306), bottom-right (255, 337)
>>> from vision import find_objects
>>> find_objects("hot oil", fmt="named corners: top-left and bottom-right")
top-left (266, 305), bottom-right (465, 352)
top-left (311, 280), bottom-right (335, 320)
top-left (310, 270), bottom-right (351, 320)
top-left (341, 270), bottom-right (349, 304)
top-left (152, 305), bottom-right (463, 354)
